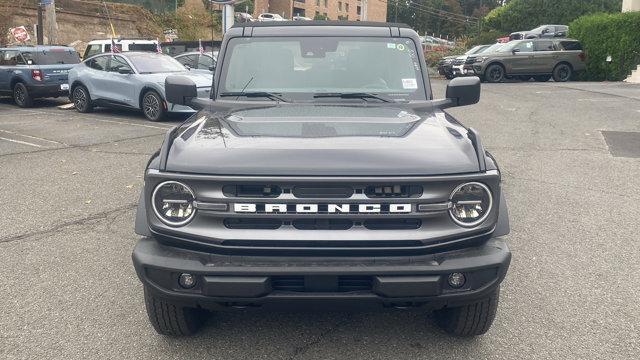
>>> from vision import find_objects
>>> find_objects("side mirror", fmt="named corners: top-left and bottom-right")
top-left (118, 68), bottom-right (132, 75)
top-left (445, 77), bottom-right (480, 107)
top-left (165, 76), bottom-right (198, 106)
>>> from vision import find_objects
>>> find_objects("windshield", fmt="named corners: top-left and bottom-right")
top-left (21, 49), bottom-right (80, 65)
top-left (465, 45), bottom-right (486, 55)
top-left (219, 37), bottom-right (427, 102)
top-left (481, 43), bottom-right (506, 53)
top-left (127, 53), bottom-right (186, 74)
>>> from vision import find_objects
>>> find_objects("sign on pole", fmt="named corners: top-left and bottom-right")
top-left (10, 26), bottom-right (31, 43)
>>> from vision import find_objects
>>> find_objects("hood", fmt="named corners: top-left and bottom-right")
top-left (140, 71), bottom-right (212, 88)
top-left (164, 104), bottom-right (480, 176)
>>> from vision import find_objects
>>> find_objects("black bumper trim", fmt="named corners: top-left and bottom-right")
top-left (132, 237), bottom-right (511, 308)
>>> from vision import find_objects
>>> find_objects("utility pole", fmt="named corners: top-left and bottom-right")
top-left (394, 0), bottom-right (398, 22)
top-left (43, 0), bottom-right (59, 44)
top-left (37, 2), bottom-right (44, 45)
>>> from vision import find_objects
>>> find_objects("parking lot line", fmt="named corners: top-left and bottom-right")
top-left (0, 136), bottom-right (42, 147)
top-left (65, 114), bottom-right (175, 130)
top-left (0, 129), bottom-right (67, 146)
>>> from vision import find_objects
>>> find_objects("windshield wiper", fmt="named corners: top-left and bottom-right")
top-left (219, 91), bottom-right (289, 102)
top-left (313, 92), bottom-right (395, 103)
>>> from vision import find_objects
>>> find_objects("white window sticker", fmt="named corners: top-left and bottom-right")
top-left (387, 43), bottom-right (396, 49)
top-left (402, 78), bottom-right (418, 89)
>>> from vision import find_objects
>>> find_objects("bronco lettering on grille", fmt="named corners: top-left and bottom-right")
top-left (233, 203), bottom-right (412, 214)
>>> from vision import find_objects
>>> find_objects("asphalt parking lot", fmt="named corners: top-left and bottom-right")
top-left (1, 80), bottom-right (639, 359)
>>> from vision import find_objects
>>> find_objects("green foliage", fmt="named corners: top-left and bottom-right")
top-left (569, 11), bottom-right (640, 81)
top-left (468, 29), bottom-right (504, 46)
top-left (234, 0), bottom-right (254, 14)
top-left (314, 14), bottom-right (328, 20)
top-left (483, 0), bottom-right (622, 34)
top-left (155, 7), bottom-right (221, 41)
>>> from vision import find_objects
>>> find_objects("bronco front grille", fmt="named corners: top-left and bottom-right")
top-left (271, 275), bottom-right (372, 292)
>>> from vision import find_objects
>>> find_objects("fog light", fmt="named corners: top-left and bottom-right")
top-left (179, 273), bottom-right (196, 289)
top-left (447, 272), bottom-right (466, 288)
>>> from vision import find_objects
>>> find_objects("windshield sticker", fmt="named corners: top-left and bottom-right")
top-left (402, 78), bottom-right (418, 89)
top-left (387, 43), bottom-right (396, 49)
top-left (396, 44), bottom-right (406, 51)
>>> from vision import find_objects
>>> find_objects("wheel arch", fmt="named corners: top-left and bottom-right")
top-left (484, 61), bottom-right (506, 75)
top-left (69, 80), bottom-right (87, 99)
top-left (554, 61), bottom-right (573, 71)
top-left (138, 86), bottom-right (166, 111)
top-left (9, 75), bottom-right (27, 90)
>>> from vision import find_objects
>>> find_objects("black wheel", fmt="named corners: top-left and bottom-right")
top-left (13, 82), bottom-right (33, 108)
top-left (142, 90), bottom-right (165, 121)
top-left (434, 287), bottom-right (500, 337)
top-left (517, 75), bottom-right (532, 82)
top-left (552, 63), bottom-right (573, 82)
top-left (485, 64), bottom-right (505, 83)
top-left (143, 287), bottom-right (207, 336)
top-left (72, 85), bottom-right (93, 113)
top-left (534, 75), bottom-right (552, 82)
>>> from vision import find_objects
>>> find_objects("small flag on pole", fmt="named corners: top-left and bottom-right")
top-left (198, 39), bottom-right (204, 54)
top-left (156, 38), bottom-right (162, 54)
top-left (110, 38), bottom-right (120, 53)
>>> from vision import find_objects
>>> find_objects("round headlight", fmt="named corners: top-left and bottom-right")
top-left (449, 182), bottom-right (492, 227)
top-left (152, 181), bottom-right (196, 226)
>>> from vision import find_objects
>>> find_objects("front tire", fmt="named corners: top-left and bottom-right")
top-left (552, 63), bottom-right (573, 82)
top-left (142, 90), bottom-right (165, 121)
top-left (143, 287), bottom-right (207, 336)
top-left (434, 287), bottom-right (500, 337)
top-left (72, 85), bottom-right (93, 113)
top-left (485, 64), bottom-right (505, 83)
top-left (13, 82), bottom-right (33, 108)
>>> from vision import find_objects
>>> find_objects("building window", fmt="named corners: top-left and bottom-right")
top-left (315, 10), bottom-right (320, 16)
top-left (324, 12), bottom-right (328, 18)
top-left (338, 1), bottom-right (342, 11)
top-left (323, 0), bottom-right (327, 8)
top-left (316, 0), bottom-right (319, 5)
top-left (346, 3), bottom-right (349, 12)
top-left (356, 5), bottom-right (361, 15)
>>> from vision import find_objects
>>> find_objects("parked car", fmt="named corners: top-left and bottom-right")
top-left (437, 44), bottom-right (490, 79)
top-left (463, 42), bottom-right (507, 74)
top-left (471, 38), bottom-right (585, 83)
top-left (292, 16), bottom-right (312, 21)
top-left (161, 40), bottom-right (221, 57)
top-left (236, 12), bottom-right (255, 22)
top-left (0, 45), bottom-right (80, 107)
top-left (134, 21), bottom-right (511, 338)
top-left (257, 13), bottom-right (286, 21)
top-left (174, 52), bottom-right (216, 73)
top-left (68, 52), bottom-right (212, 121)
top-left (510, 25), bottom-right (568, 41)
top-left (82, 38), bottom-right (158, 59)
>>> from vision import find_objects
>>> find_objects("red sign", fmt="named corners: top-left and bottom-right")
top-left (10, 26), bottom-right (31, 42)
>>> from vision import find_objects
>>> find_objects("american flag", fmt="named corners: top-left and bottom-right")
top-left (110, 38), bottom-right (120, 53)
top-left (198, 39), bottom-right (204, 54)
top-left (156, 38), bottom-right (162, 54)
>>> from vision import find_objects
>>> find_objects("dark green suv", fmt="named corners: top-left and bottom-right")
top-left (469, 39), bottom-right (585, 83)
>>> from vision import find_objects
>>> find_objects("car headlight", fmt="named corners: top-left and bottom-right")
top-left (152, 181), bottom-right (196, 226)
top-left (474, 57), bottom-right (487, 63)
top-left (449, 182), bottom-right (493, 227)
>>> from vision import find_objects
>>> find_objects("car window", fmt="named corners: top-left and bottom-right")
top-left (534, 41), bottom-right (554, 51)
top-left (128, 44), bottom-right (157, 52)
top-left (0, 50), bottom-right (22, 65)
top-left (220, 36), bottom-right (427, 101)
top-left (104, 44), bottom-right (122, 53)
top-left (87, 56), bottom-right (109, 71)
top-left (108, 55), bottom-right (133, 73)
top-left (197, 54), bottom-right (214, 70)
top-left (84, 44), bottom-right (102, 59)
top-left (512, 41), bottom-right (533, 52)
top-left (176, 55), bottom-right (197, 68)
top-left (21, 49), bottom-right (80, 65)
top-left (558, 41), bottom-right (582, 51)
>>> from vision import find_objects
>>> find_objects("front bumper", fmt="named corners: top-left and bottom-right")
top-left (132, 237), bottom-right (511, 310)
top-left (27, 83), bottom-right (69, 98)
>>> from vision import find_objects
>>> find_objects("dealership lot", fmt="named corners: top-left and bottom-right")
top-left (1, 80), bottom-right (639, 359)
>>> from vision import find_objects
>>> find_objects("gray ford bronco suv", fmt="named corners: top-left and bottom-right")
top-left (133, 21), bottom-right (511, 337)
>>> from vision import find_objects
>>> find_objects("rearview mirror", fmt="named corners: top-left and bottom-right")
top-left (445, 77), bottom-right (481, 107)
top-left (165, 76), bottom-right (197, 106)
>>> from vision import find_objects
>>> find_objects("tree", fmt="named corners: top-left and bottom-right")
top-left (483, 0), bottom-right (623, 34)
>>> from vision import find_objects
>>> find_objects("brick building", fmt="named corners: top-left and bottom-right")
top-left (253, 0), bottom-right (387, 22)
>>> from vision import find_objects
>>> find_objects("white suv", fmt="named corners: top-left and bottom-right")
top-left (82, 39), bottom-right (158, 59)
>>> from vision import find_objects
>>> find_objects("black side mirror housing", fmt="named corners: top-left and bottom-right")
top-left (165, 76), bottom-right (198, 106)
top-left (445, 77), bottom-right (481, 107)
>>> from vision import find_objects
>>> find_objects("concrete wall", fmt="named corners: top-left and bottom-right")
top-left (622, 0), bottom-right (640, 11)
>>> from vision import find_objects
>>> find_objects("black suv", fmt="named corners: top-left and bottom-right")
top-left (132, 21), bottom-right (511, 337)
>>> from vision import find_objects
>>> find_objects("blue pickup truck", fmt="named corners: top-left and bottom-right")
top-left (0, 46), bottom-right (80, 107)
